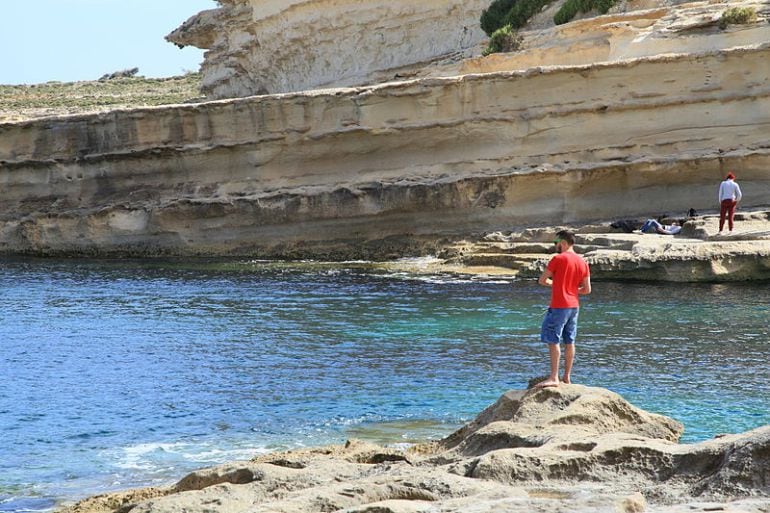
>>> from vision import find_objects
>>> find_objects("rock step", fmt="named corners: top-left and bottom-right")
top-left (456, 253), bottom-right (550, 270)
top-left (575, 233), bottom-right (644, 251)
top-left (476, 242), bottom-right (553, 254)
top-left (473, 242), bottom-right (611, 254)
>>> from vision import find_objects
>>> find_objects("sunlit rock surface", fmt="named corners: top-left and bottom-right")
top-left (166, 0), bottom-right (489, 98)
top-left (458, 0), bottom-right (770, 75)
top-left (58, 386), bottom-right (770, 513)
top-left (2, 0), bottom-right (770, 273)
top-left (167, 0), bottom-right (770, 98)
top-left (2, 42), bottom-right (770, 261)
top-left (441, 209), bottom-right (770, 282)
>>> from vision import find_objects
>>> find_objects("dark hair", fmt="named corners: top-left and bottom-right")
top-left (556, 230), bottom-right (576, 246)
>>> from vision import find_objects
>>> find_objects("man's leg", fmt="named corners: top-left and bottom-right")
top-left (719, 200), bottom-right (728, 232)
top-left (562, 344), bottom-right (575, 384)
top-left (544, 343), bottom-right (561, 386)
top-left (728, 200), bottom-right (737, 231)
top-left (538, 308), bottom-right (564, 388)
top-left (561, 309), bottom-right (579, 384)
top-left (535, 343), bottom-right (560, 388)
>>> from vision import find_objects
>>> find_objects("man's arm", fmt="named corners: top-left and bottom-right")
top-left (578, 275), bottom-right (591, 295)
top-left (735, 183), bottom-right (742, 203)
top-left (538, 268), bottom-right (554, 287)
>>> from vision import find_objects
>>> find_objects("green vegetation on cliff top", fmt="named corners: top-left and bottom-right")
top-left (481, 0), bottom-right (622, 49)
top-left (0, 73), bottom-right (202, 123)
top-left (554, 0), bottom-right (619, 25)
top-left (719, 6), bottom-right (757, 28)
top-left (483, 25), bottom-right (524, 56)
top-left (481, 0), bottom-right (555, 34)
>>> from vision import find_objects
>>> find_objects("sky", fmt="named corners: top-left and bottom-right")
top-left (0, 0), bottom-right (218, 85)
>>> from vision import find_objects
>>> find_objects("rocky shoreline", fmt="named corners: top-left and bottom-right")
top-left (58, 385), bottom-right (770, 513)
top-left (3, 207), bottom-right (768, 283)
top-left (378, 207), bottom-right (770, 282)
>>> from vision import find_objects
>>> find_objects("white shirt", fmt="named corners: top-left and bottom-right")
top-left (719, 179), bottom-right (742, 202)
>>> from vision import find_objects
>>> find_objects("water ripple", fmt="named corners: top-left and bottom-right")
top-left (0, 259), bottom-right (767, 510)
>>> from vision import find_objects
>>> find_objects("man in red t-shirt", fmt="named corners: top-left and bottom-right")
top-left (536, 230), bottom-right (591, 388)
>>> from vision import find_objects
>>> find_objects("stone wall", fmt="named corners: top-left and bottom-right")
top-left (2, 44), bottom-right (770, 257)
top-left (166, 0), bottom-right (489, 99)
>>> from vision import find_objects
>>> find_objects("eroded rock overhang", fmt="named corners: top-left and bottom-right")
top-left (1, 44), bottom-right (770, 258)
top-left (166, 0), bottom-right (489, 98)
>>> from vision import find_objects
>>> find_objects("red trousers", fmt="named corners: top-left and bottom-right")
top-left (719, 199), bottom-right (737, 231)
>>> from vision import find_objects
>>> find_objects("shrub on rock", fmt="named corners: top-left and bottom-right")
top-left (554, 0), bottom-right (618, 25)
top-left (503, 0), bottom-right (555, 29)
top-left (719, 7), bottom-right (757, 29)
top-left (481, 0), bottom-right (518, 35)
top-left (483, 24), bottom-right (524, 55)
top-left (481, 0), bottom-right (556, 36)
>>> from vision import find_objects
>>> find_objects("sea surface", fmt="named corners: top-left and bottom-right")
top-left (0, 258), bottom-right (768, 512)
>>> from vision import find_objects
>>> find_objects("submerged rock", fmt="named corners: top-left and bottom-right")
top-left (58, 385), bottom-right (770, 513)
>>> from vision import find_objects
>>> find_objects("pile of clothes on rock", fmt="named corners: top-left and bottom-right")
top-left (610, 208), bottom-right (697, 235)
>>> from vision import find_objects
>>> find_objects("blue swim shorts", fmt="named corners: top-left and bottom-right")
top-left (540, 307), bottom-right (579, 344)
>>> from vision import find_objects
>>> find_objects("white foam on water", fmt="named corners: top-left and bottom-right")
top-left (107, 440), bottom-right (272, 473)
top-left (180, 445), bottom-right (272, 462)
top-left (0, 496), bottom-right (55, 513)
top-left (376, 271), bottom-right (514, 285)
top-left (111, 442), bottom-right (182, 470)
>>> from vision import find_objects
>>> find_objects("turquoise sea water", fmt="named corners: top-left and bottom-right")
top-left (0, 258), bottom-right (768, 512)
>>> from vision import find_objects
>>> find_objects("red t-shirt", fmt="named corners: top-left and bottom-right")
top-left (547, 251), bottom-right (590, 308)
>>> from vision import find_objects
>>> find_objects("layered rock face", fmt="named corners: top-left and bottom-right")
top-left (3, 1), bottom-right (770, 261)
top-left (166, 0), bottom-right (770, 99)
top-left (166, 0), bottom-right (488, 98)
top-left (2, 39), bottom-right (770, 259)
top-left (59, 386), bottom-right (770, 513)
top-left (458, 0), bottom-right (770, 75)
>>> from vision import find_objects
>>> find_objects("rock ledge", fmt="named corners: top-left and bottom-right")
top-left (59, 385), bottom-right (770, 513)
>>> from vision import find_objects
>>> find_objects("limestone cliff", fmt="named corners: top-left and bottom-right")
top-left (1, 0), bottom-right (770, 264)
top-left (166, 0), bottom-right (770, 99)
top-left (458, 0), bottom-right (770, 75)
top-left (166, 0), bottom-right (489, 98)
top-left (2, 39), bottom-right (770, 259)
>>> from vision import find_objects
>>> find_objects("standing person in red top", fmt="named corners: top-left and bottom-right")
top-left (536, 230), bottom-right (591, 388)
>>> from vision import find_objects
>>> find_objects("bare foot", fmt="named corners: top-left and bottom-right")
top-left (561, 377), bottom-right (572, 385)
top-left (535, 379), bottom-right (560, 388)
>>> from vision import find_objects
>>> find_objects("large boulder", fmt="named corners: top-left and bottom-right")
top-left (438, 386), bottom-right (684, 457)
top-left (433, 386), bottom-right (769, 503)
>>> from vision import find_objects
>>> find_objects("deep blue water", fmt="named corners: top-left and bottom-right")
top-left (0, 258), bottom-right (768, 512)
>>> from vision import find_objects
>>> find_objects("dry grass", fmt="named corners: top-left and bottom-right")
top-left (719, 6), bottom-right (757, 28)
top-left (0, 73), bottom-right (203, 123)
